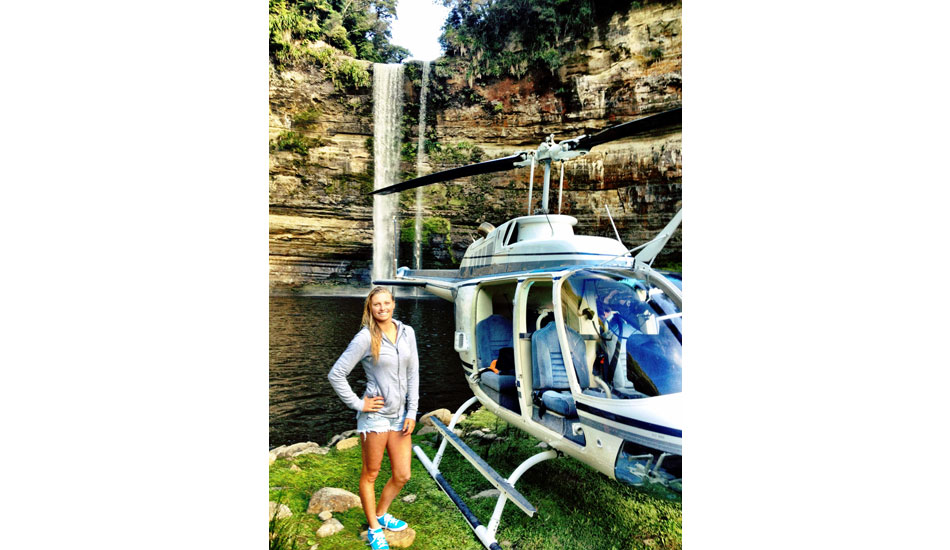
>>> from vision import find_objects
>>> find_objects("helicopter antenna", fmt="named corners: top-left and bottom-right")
top-left (595, 209), bottom-right (683, 268)
top-left (543, 210), bottom-right (555, 236)
top-left (605, 205), bottom-right (625, 248)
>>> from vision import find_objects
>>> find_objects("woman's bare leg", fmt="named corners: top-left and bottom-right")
top-left (375, 429), bottom-right (412, 517)
top-left (359, 431), bottom-right (390, 529)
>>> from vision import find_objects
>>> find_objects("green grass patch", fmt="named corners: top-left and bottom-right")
top-left (270, 408), bottom-right (681, 549)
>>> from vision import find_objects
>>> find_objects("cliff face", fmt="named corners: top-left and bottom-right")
top-left (269, 2), bottom-right (682, 290)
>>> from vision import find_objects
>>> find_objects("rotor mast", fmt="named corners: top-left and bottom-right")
top-left (523, 134), bottom-right (584, 214)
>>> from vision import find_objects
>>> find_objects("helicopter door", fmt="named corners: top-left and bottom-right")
top-left (473, 283), bottom-right (519, 413)
top-left (517, 278), bottom-right (587, 446)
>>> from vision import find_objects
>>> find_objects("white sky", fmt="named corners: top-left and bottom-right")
top-left (390, 0), bottom-right (452, 61)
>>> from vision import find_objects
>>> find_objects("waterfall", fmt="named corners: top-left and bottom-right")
top-left (413, 61), bottom-right (431, 271)
top-left (371, 64), bottom-right (404, 284)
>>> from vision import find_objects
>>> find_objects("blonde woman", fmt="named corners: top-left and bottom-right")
top-left (328, 286), bottom-right (419, 550)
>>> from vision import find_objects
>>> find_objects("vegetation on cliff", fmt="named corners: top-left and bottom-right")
top-left (438, 0), bottom-right (639, 84)
top-left (269, 0), bottom-right (410, 72)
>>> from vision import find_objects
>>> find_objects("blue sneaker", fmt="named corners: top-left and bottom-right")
top-left (367, 527), bottom-right (390, 549)
top-left (377, 512), bottom-right (408, 532)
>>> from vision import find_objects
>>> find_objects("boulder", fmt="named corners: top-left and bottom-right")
top-left (328, 430), bottom-right (359, 447)
top-left (272, 442), bottom-right (328, 459)
top-left (419, 409), bottom-right (453, 427)
top-left (316, 518), bottom-right (344, 538)
top-left (360, 527), bottom-right (416, 548)
top-left (336, 437), bottom-right (359, 451)
top-left (268, 501), bottom-right (292, 521)
top-left (307, 487), bottom-right (362, 514)
top-left (318, 510), bottom-right (333, 521)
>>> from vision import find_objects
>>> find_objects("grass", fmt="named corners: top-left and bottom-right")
top-left (269, 408), bottom-right (681, 549)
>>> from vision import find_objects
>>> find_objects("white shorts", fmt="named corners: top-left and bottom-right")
top-left (356, 411), bottom-right (406, 434)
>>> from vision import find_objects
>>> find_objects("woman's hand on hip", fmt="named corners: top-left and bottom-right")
top-left (401, 418), bottom-right (416, 436)
top-left (362, 395), bottom-right (385, 412)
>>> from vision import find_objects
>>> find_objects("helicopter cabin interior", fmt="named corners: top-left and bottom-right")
top-left (473, 270), bottom-right (683, 449)
top-left (472, 278), bottom-right (599, 447)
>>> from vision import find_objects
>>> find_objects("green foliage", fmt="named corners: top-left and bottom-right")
top-left (268, 496), bottom-right (302, 550)
top-left (269, 0), bottom-right (409, 70)
top-left (438, 0), bottom-right (634, 83)
top-left (271, 130), bottom-right (323, 155)
top-left (401, 141), bottom-right (417, 164)
top-left (291, 108), bottom-right (323, 127)
top-left (400, 216), bottom-right (451, 245)
top-left (330, 56), bottom-right (371, 89)
top-left (428, 141), bottom-right (484, 166)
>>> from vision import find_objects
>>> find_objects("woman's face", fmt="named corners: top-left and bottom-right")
top-left (370, 291), bottom-right (394, 323)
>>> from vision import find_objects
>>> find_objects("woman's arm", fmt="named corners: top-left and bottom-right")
top-left (404, 326), bottom-right (420, 421)
top-left (327, 329), bottom-right (371, 411)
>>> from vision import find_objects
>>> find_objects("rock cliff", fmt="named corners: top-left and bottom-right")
top-left (269, 1), bottom-right (682, 290)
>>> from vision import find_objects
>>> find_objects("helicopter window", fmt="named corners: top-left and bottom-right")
top-left (505, 222), bottom-right (519, 246)
top-left (564, 270), bottom-right (682, 397)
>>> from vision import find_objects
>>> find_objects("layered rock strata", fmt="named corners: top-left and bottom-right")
top-left (269, 2), bottom-right (682, 289)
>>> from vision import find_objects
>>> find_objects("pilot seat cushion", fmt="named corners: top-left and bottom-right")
top-left (480, 371), bottom-right (516, 392)
top-left (541, 390), bottom-right (577, 417)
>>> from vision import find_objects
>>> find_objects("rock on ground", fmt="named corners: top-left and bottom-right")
top-left (318, 510), bottom-right (333, 521)
top-left (268, 501), bottom-right (292, 521)
top-left (419, 409), bottom-right (453, 426)
top-left (473, 489), bottom-right (500, 499)
top-left (271, 442), bottom-right (329, 459)
top-left (360, 527), bottom-right (416, 548)
top-left (327, 430), bottom-right (358, 447)
top-left (307, 487), bottom-right (362, 514)
top-left (401, 494), bottom-right (417, 503)
top-left (316, 518), bottom-right (344, 538)
top-left (335, 437), bottom-right (359, 451)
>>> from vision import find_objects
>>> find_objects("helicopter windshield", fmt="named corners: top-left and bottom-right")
top-left (562, 270), bottom-right (682, 397)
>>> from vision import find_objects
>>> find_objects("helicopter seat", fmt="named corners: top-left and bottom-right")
top-left (478, 347), bottom-right (518, 411)
top-left (476, 314), bottom-right (514, 369)
top-left (531, 323), bottom-right (590, 418)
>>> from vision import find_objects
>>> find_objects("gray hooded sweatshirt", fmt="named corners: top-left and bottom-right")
top-left (327, 320), bottom-right (419, 420)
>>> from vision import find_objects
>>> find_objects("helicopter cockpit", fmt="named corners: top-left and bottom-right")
top-left (561, 269), bottom-right (682, 398)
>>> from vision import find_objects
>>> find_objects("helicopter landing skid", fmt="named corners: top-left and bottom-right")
top-left (413, 396), bottom-right (560, 550)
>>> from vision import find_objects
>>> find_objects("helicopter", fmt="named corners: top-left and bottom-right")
top-left (371, 107), bottom-right (682, 550)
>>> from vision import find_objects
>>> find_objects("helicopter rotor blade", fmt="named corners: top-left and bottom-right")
top-left (369, 152), bottom-right (528, 196)
top-left (572, 107), bottom-right (682, 152)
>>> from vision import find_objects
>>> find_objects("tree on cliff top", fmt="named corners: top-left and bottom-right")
top-left (269, 0), bottom-right (410, 66)
top-left (438, 0), bottom-right (636, 83)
